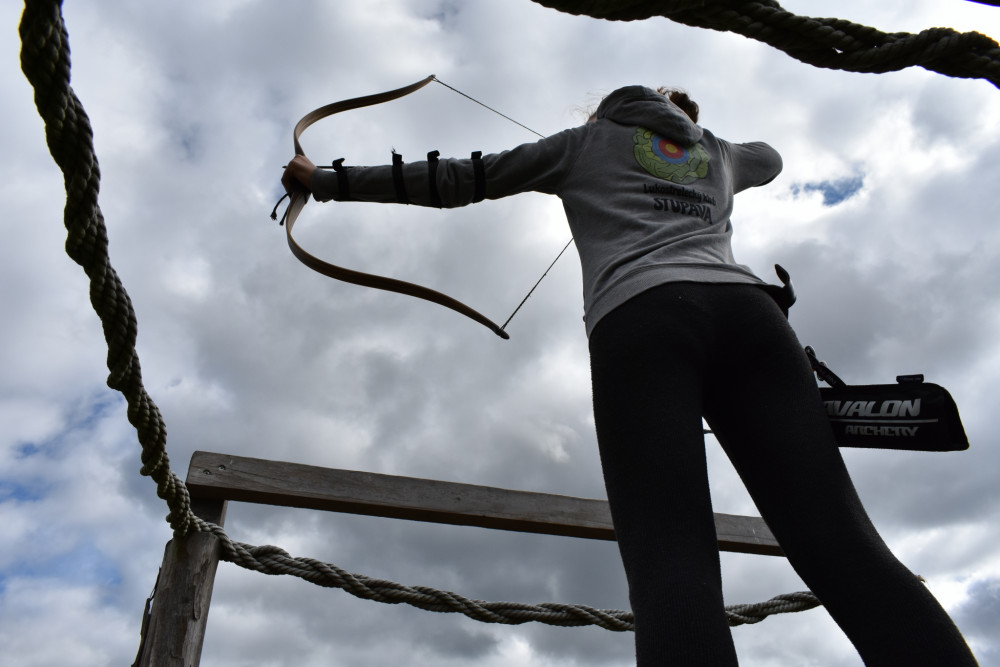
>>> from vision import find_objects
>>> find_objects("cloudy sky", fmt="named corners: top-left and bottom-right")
top-left (3, 1), bottom-right (1000, 665)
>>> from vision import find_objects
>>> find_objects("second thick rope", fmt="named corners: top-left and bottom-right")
top-left (531, 0), bottom-right (1000, 89)
top-left (203, 529), bottom-right (821, 630)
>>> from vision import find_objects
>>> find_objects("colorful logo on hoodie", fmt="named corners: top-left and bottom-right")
top-left (633, 128), bottom-right (710, 184)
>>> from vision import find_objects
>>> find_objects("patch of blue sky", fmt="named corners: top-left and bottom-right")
top-left (3, 393), bottom-right (123, 503)
top-left (2, 541), bottom-right (123, 595)
top-left (17, 392), bottom-right (124, 461)
top-left (66, 392), bottom-right (124, 438)
top-left (15, 442), bottom-right (42, 458)
top-left (0, 478), bottom-right (49, 503)
top-left (4, 442), bottom-right (51, 503)
top-left (791, 174), bottom-right (865, 206)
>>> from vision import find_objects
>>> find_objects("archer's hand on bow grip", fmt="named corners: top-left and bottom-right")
top-left (282, 154), bottom-right (318, 195)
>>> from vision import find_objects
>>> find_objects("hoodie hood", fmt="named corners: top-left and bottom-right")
top-left (595, 85), bottom-right (703, 146)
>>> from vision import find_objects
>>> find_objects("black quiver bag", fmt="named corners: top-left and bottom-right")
top-left (805, 347), bottom-right (969, 452)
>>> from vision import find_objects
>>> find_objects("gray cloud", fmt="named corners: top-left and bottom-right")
top-left (4, 1), bottom-right (999, 665)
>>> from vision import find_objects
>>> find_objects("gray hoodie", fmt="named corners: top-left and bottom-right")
top-left (311, 85), bottom-right (782, 336)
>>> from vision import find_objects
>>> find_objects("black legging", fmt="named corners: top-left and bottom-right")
top-left (589, 282), bottom-right (977, 666)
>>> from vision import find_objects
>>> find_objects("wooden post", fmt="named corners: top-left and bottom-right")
top-left (137, 497), bottom-right (228, 667)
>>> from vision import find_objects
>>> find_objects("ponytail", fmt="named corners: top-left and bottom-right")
top-left (658, 87), bottom-right (699, 123)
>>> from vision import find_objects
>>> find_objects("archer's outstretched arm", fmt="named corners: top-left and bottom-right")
top-left (303, 126), bottom-right (591, 209)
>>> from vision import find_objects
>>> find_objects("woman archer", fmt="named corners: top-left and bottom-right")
top-left (282, 84), bottom-right (978, 666)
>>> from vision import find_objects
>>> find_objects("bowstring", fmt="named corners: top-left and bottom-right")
top-left (432, 77), bottom-right (575, 333)
top-left (432, 77), bottom-right (546, 139)
top-left (500, 238), bottom-right (574, 331)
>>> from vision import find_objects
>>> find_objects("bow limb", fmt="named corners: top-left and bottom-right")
top-left (284, 191), bottom-right (510, 339)
top-left (283, 74), bottom-right (510, 340)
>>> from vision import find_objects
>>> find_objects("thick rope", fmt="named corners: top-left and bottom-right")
top-left (19, 0), bottom-right (195, 536)
top-left (531, 0), bottom-right (1000, 89)
top-left (19, 0), bottom-right (822, 633)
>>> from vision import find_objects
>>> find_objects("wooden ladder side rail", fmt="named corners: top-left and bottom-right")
top-left (138, 451), bottom-right (782, 666)
top-left (186, 451), bottom-right (783, 557)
